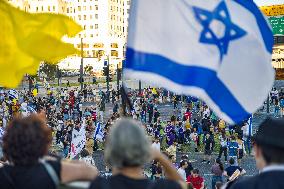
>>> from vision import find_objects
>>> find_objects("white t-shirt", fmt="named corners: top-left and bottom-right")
top-left (242, 123), bottom-right (249, 139)
top-left (177, 168), bottom-right (187, 181)
top-left (151, 142), bottom-right (160, 151)
top-left (203, 108), bottom-right (210, 118)
top-left (190, 132), bottom-right (198, 142)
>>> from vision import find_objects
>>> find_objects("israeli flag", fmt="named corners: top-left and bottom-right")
top-left (8, 89), bottom-right (18, 99)
top-left (20, 103), bottom-right (36, 117)
top-left (125, 0), bottom-right (274, 124)
top-left (0, 127), bottom-right (4, 141)
top-left (94, 122), bottom-right (104, 142)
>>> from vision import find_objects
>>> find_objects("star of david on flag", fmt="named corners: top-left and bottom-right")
top-left (124, 0), bottom-right (274, 124)
top-left (193, 1), bottom-right (247, 61)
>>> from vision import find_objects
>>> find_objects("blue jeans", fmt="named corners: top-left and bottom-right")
top-left (212, 175), bottom-right (223, 189)
top-left (63, 146), bottom-right (70, 158)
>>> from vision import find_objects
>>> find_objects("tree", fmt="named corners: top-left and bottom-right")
top-left (39, 62), bottom-right (58, 80)
top-left (84, 65), bottom-right (93, 75)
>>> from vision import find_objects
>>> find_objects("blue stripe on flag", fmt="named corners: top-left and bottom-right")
top-left (125, 48), bottom-right (250, 123)
top-left (233, 0), bottom-right (273, 53)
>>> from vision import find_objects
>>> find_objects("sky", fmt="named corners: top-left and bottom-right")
top-left (254, 0), bottom-right (284, 6)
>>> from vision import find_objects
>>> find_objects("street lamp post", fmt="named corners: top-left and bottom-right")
top-left (139, 80), bottom-right (142, 96)
top-left (106, 55), bottom-right (110, 102)
top-left (28, 75), bottom-right (32, 93)
top-left (80, 38), bottom-right (84, 91)
top-left (57, 65), bottom-right (60, 87)
top-left (117, 63), bottom-right (120, 99)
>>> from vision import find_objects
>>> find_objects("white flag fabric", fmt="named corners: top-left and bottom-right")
top-left (70, 125), bottom-right (86, 159)
top-left (94, 122), bottom-right (104, 142)
top-left (8, 89), bottom-right (18, 99)
top-left (125, 0), bottom-right (274, 124)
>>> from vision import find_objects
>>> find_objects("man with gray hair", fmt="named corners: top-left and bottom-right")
top-left (90, 118), bottom-right (186, 189)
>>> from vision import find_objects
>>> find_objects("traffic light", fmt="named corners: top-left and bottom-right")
top-left (103, 66), bottom-right (109, 76)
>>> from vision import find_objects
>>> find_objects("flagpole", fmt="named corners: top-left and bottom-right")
top-left (248, 114), bottom-right (253, 155)
top-left (80, 38), bottom-right (84, 91)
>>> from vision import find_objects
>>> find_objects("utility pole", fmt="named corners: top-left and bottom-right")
top-left (28, 75), bottom-right (32, 93)
top-left (106, 55), bottom-right (110, 102)
top-left (80, 38), bottom-right (84, 91)
top-left (117, 63), bottom-right (120, 99)
top-left (139, 80), bottom-right (142, 96)
top-left (57, 65), bottom-right (60, 87)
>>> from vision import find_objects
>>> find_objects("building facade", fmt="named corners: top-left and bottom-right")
top-left (7, 0), bottom-right (130, 70)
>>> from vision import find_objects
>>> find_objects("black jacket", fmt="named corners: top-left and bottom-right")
top-left (229, 171), bottom-right (284, 189)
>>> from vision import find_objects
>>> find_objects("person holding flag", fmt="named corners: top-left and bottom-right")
top-left (93, 122), bottom-right (105, 152)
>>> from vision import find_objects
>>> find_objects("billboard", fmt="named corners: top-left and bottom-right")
top-left (260, 5), bottom-right (284, 35)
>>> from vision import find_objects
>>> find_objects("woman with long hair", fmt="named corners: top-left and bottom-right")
top-left (0, 112), bottom-right (98, 189)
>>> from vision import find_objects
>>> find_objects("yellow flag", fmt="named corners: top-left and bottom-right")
top-left (32, 88), bottom-right (38, 97)
top-left (0, 1), bottom-right (82, 88)
top-left (152, 88), bottom-right (157, 95)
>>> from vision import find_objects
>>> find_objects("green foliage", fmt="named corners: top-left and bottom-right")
top-left (39, 62), bottom-right (58, 80)
top-left (84, 65), bottom-right (93, 75)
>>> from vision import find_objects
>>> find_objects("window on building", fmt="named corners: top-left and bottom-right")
top-left (90, 6), bottom-right (92, 10)
top-left (95, 5), bottom-right (98, 10)
top-left (78, 6), bottom-right (81, 11)
top-left (48, 6), bottom-right (50, 11)
top-left (90, 34), bottom-right (93, 38)
top-left (53, 6), bottom-right (55, 11)
top-left (95, 14), bottom-right (98, 19)
top-left (93, 43), bottom-right (104, 48)
top-left (111, 50), bottom-right (118, 57)
top-left (83, 6), bottom-right (86, 11)
top-left (84, 25), bottom-right (86, 30)
top-left (95, 24), bottom-right (98, 29)
top-left (67, 8), bottom-right (69, 13)
top-left (90, 25), bottom-right (93, 29)
top-left (36, 7), bottom-right (38, 12)
top-left (84, 15), bottom-right (86, 20)
top-left (111, 43), bottom-right (118, 48)
top-left (90, 15), bottom-right (93, 19)
top-left (78, 15), bottom-right (81, 20)
top-left (42, 6), bottom-right (43, 11)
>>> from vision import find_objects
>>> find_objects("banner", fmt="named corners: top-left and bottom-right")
top-left (70, 125), bottom-right (86, 159)
top-left (260, 5), bottom-right (284, 17)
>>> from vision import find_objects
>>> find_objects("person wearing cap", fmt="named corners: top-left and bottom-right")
top-left (229, 117), bottom-right (284, 189)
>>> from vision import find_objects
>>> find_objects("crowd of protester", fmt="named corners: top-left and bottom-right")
top-left (0, 85), bottom-right (283, 189)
